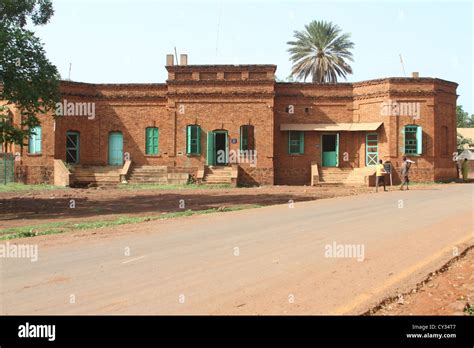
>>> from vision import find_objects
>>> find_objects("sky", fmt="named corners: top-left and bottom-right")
top-left (32, 0), bottom-right (473, 113)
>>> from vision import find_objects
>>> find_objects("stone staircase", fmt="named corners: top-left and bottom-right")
top-left (319, 167), bottom-right (376, 185)
top-left (71, 165), bottom-right (121, 187)
top-left (127, 165), bottom-right (168, 184)
top-left (203, 166), bottom-right (233, 185)
top-left (127, 165), bottom-right (189, 185)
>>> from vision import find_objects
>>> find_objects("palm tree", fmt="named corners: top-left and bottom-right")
top-left (287, 20), bottom-right (354, 83)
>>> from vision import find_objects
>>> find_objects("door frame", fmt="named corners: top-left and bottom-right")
top-left (108, 131), bottom-right (124, 166)
top-left (365, 132), bottom-right (379, 166)
top-left (321, 133), bottom-right (339, 167)
top-left (207, 130), bottom-right (229, 166)
top-left (66, 131), bottom-right (80, 164)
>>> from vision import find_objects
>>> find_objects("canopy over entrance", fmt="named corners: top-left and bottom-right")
top-left (280, 122), bottom-right (383, 132)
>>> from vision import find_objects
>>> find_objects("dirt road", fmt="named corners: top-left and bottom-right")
top-left (1, 184), bottom-right (473, 314)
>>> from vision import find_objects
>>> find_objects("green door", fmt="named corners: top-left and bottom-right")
top-left (66, 131), bottom-right (80, 164)
top-left (366, 133), bottom-right (378, 166)
top-left (207, 131), bottom-right (215, 165)
top-left (322, 133), bottom-right (338, 167)
top-left (108, 132), bottom-right (123, 165)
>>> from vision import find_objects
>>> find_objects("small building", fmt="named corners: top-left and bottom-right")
top-left (4, 55), bottom-right (459, 186)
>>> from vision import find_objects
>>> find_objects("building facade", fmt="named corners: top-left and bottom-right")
top-left (6, 58), bottom-right (459, 186)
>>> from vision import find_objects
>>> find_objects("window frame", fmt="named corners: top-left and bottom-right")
top-left (403, 125), bottom-right (422, 155)
top-left (186, 125), bottom-right (201, 155)
top-left (288, 131), bottom-right (304, 155)
top-left (145, 127), bottom-right (159, 155)
top-left (28, 126), bottom-right (42, 154)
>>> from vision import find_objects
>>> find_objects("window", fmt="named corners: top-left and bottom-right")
top-left (240, 125), bottom-right (255, 151)
top-left (28, 126), bottom-right (42, 154)
top-left (145, 127), bottom-right (159, 155)
top-left (186, 125), bottom-right (201, 155)
top-left (404, 125), bottom-right (422, 155)
top-left (288, 131), bottom-right (304, 155)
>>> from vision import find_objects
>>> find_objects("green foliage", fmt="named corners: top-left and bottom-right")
top-left (0, 204), bottom-right (262, 240)
top-left (0, 182), bottom-right (59, 192)
top-left (456, 105), bottom-right (474, 128)
top-left (457, 133), bottom-right (472, 150)
top-left (0, 0), bottom-right (59, 146)
top-left (287, 20), bottom-right (354, 83)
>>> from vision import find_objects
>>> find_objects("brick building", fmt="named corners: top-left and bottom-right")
top-left (5, 55), bottom-right (459, 186)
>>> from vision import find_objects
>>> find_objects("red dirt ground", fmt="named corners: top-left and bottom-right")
top-left (0, 184), bottom-right (446, 230)
top-left (373, 247), bottom-right (474, 316)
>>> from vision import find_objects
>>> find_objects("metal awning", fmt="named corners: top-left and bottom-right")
top-left (280, 122), bottom-right (383, 132)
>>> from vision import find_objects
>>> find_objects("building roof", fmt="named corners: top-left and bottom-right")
top-left (457, 128), bottom-right (474, 141)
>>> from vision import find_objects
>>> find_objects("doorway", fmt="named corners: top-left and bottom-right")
top-left (322, 133), bottom-right (339, 167)
top-left (366, 133), bottom-right (378, 166)
top-left (108, 132), bottom-right (123, 166)
top-left (207, 130), bottom-right (228, 165)
top-left (66, 131), bottom-right (80, 164)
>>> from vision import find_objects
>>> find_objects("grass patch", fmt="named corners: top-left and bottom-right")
top-left (0, 204), bottom-right (262, 240)
top-left (0, 183), bottom-right (62, 193)
top-left (464, 303), bottom-right (474, 316)
top-left (411, 179), bottom-right (474, 185)
top-left (118, 183), bottom-right (233, 190)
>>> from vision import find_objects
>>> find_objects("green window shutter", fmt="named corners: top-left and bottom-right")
top-left (240, 126), bottom-right (249, 151)
top-left (416, 126), bottom-right (423, 155)
top-left (29, 126), bottom-right (42, 154)
top-left (288, 131), bottom-right (292, 154)
top-left (145, 128), bottom-right (151, 154)
top-left (154, 128), bottom-right (159, 154)
top-left (28, 132), bottom-right (34, 153)
top-left (207, 131), bottom-right (215, 165)
top-left (196, 126), bottom-right (201, 155)
top-left (299, 131), bottom-right (304, 154)
top-left (186, 125), bottom-right (200, 155)
top-left (146, 128), bottom-right (159, 155)
top-left (186, 126), bottom-right (192, 154)
top-left (36, 126), bottom-right (42, 153)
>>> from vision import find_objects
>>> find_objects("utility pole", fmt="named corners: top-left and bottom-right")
top-left (399, 54), bottom-right (406, 77)
top-left (68, 63), bottom-right (72, 81)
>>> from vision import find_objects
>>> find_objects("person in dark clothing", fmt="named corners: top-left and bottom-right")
top-left (400, 156), bottom-right (412, 190)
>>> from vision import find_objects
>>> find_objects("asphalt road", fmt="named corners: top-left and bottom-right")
top-left (1, 184), bottom-right (473, 315)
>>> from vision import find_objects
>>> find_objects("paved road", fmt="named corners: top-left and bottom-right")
top-left (1, 184), bottom-right (473, 315)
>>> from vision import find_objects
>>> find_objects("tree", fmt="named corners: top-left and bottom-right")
top-left (457, 133), bottom-right (472, 151)
top-left (456, 105), bottom-right (474, 128)
top-left (0, 0), bottom-right (59, 148)
top-left (287, 20), bottom-right (354, 83)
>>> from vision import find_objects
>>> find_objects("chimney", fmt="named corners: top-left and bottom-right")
top-left (411, 72), bottom-right (419, 78)
top-left (166, 54), bottom-right (174, 66)
top-left (180, 54), bottom-right (188, 66)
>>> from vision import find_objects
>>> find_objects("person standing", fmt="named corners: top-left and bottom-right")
top-left (399, 156), bottom-right (412, 190)
top-left (376, 159), bottom-right (387, 192)
top-left (462, 158), bottom-right (469, 182)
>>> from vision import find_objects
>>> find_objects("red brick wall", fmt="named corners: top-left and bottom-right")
top-left (12, 72), bottom-right (458, 186)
